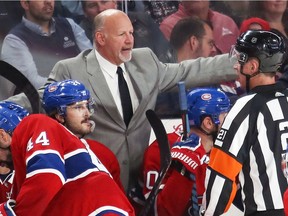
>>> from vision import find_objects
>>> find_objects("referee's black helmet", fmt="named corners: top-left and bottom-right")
top-left (234, 30), bottom-right (286, 73)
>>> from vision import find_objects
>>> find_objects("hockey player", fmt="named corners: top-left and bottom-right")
top-left (0, 101), bottom-right (28, 203)
top-left (137, 88), bottom-right (230, 215)
top-left (0, 80), bottom-right (135, 216)
top-left (41, 79), bottom-right (124, 191)
top-left (203, 30), bottom-right (288, 215)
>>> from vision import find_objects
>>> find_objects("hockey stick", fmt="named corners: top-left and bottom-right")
top-left (178, 81), bottom-right (190, 140)
top-left (139, 109), bottom-right (172, 216)
top-left (0, 60), bottom-right (40, 113)
top-left (178, 82), bottom-right (199, 216)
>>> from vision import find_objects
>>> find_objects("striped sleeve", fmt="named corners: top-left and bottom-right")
top-left (26, 149), bottom-right (66, 184)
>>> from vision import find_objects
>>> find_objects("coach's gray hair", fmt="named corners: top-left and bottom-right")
top-left (93, 9), bottom-right (123, 35)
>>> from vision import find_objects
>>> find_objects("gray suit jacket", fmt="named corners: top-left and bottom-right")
top-left (9, 47), bottom-right (237, 192)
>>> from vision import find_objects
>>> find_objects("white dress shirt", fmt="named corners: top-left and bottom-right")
top-left (95, 50), bottom-right (139, 119)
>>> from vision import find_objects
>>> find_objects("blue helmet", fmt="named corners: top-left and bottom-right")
top-left (0, 101), bottom-right (29, 134)
top-left (42, 79), bottom-right (91, 116)
top-left (187, 88), bottom-right (230, 127)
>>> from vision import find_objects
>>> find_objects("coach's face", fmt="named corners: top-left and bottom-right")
top-left (96, 11), bottom-right (134, 65)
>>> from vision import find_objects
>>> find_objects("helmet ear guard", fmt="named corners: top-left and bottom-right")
top-left (57, 106), bottom-right (67, 117)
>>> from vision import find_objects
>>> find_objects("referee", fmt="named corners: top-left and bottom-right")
top-left (202, 30), bottom-right (288, 216)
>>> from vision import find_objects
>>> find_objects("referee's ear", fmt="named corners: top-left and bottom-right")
top-left (249, 58), bottom-right (260, 73)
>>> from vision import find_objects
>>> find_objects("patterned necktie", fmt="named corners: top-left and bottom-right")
top-left (117, 66), bottom-right (133, 127)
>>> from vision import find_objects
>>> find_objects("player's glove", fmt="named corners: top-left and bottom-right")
top-left (0, 199), bottom-right (16, 216)
top-left (171, 133), bottom-right (207, 176)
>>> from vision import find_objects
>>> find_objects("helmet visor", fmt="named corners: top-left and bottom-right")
top-left (229, 45), bottom-right (248, 65)
top-left (66, 99), bottom-right (95, 115)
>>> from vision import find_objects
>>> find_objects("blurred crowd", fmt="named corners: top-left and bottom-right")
top-left (0, 0), bottom-right (288, 117)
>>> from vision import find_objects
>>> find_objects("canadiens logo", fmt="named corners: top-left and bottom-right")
top-left (201, 93), bottom-right (211, 100)
top-left (48, 85), bottom-right (58, 92)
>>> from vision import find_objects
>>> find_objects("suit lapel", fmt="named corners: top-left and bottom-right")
top-left (85, 50), bottom-right (125, 128)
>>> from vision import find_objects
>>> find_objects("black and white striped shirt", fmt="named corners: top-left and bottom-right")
top-left (203, 83), bottom-right (288, 216)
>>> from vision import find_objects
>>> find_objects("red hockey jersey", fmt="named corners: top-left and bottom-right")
top-left (0, 171), bottom-right (13, 203)
top-left (82, 139), bottom-right (124, 191)
top-left (141, 131), bottom-right (207, 216)
top-left (11, 114), bottom-right (134, 216)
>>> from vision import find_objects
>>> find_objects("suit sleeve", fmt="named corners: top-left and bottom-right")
top-left (131, 48), bottom-right (237, 93)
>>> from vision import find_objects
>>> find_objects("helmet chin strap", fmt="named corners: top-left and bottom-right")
top-left (198, 124), bottom-right (219, 142)
top-left (240, 64), bottom-right (260, 93)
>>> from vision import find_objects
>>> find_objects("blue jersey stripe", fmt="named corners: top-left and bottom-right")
top-left (27, 152), bottom-right (66, 179)
top-left (64, 151), bottom-right (98, 179)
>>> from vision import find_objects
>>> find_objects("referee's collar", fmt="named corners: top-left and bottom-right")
top-left (250, 82), bottom-right (286, 94)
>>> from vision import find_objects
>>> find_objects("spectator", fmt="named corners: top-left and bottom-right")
top-left (170, 17), bottom-right (216, 62)
top-left (1, 0), bottom-right (92, 91)
top-left (210, 1), bottom-right (249, 28)
top-left (239, 17), bottom-right (271, 34)
top-left (0, 81), bottom-right (135, 215)
top-left (60, 0), bottom-right (84, 23)
top-left (0, 1), bottom-right (23, 43)
top-left (249, 0), bottom-right (288, 37)
top-left (203, 30), bottom-right (287, 216)
top-left (0, 101), bottom-right (29, 204)
top-left (135, 88), bottom-right (231, 215)
top-left (80, 0), bottom-right (172, 62)
top-left (0, 1), bottom-right (24, 100)
top-left (143, 0), bottom-right (179, 25)
top-left (160, 0), bottom-right (239, 55)
top-left (155, 17), bottom-right (216, 117)
top-left (7, 9), bottom-right (237, 192)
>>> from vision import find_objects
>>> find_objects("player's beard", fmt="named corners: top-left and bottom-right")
top-left (211, 131), bottom-right (218, 142)
top-left (0, 150), bottom-right (13, 169)
top-left (211, 124), bottom-right (220, 142)
top-left (64, 119), bottom-right (91, 138)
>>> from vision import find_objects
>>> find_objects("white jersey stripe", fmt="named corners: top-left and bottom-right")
top-left (267, 99), bottom-right (284, 121)
top-left (205, 175), bottom-right (225, 216)
top-left (26, 168), bottom-right (66, 185)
